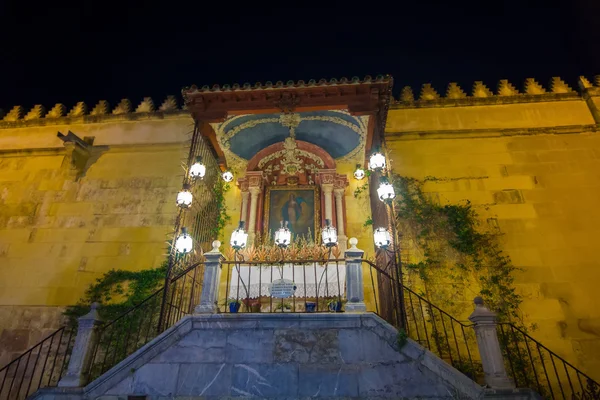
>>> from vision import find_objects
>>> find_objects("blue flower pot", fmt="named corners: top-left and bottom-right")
top-left (229, 302), bottom-right (241, 313)
top-left (305, 302), bottom-right (316, 313)
top-left (328, 301), bottom-right (343, 312)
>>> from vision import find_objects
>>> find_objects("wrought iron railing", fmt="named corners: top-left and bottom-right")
top-left (4, 253), bottom-right (600, 400)
top-left (362, 259), bottom-right (484, 382)
top-left (85, 261), bottom-right (204, 382)
top-left (219, 259), bottom-right (346, 313)
top-left (362, 258), bottom-right (600, 397)
top-left (498, 323), bottom-right (600, 399)
top-left (0, 326), bottom-right (75, 400)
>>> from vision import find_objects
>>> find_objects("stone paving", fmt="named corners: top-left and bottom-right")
top-left (72, 313), bottom-right (484, 399)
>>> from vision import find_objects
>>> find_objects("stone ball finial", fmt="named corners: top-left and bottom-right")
top-left (474, 296), bottom-right (484, 306)
top-left (349, 237), bottom-right (358, 249)
top-left (212, 240), bottom-right (221, 251)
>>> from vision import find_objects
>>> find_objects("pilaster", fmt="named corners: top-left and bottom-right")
top-left (468, 297), bottom-right (515, 390)
top-left (345, 238), bottom-right (367, 312)
top-left (194, 241), bottom-right (225, 314)
top-left (58, 303), bottom-right (102, 387)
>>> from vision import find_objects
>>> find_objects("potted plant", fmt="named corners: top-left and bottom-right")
top-left (327, 299), bottom-right (344, 313)
top-left (222, 298), bottom-right (241, 313)
top-left (275, 301), bottom-right (292, 312)
top-left (305, 301), bottom-right (316, 313)
top-left (242, 298), bottom-right (261, 313)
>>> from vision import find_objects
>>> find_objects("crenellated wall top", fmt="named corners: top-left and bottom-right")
top-left (0, 95), bottom-right (189, 129)
top-left (392, 76), bottom-right (600, 108)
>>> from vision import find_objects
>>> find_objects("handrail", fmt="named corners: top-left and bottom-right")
top-left (361, 258), bottom-right (600, 397)
top-left (0, 326), bottom-right (75, 400)
top-left (362, 259), bottom-right (473, 327)
top-left (501, 323), bottom-right (598, 386)
top-left (5, 255), bottom-right (600, 400)
top-left (85, 261), bottom-right (204, 381)
top-left (498, 322), bottom-right (600, 399)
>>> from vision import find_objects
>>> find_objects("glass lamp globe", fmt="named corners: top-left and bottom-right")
top-left (176, 184), bottom-right (193, 208)
top-left (230, 221), bottom-right (248, 250)
top-left (321, 219), bottom-right (338, 248)
top-left (189, 156), bottom-right (206, 179)
top-left (368, 152), bottom-right (386, 171)
top-left (222, 170), bottom-right (234, 182)
top-left (374, 227), bottom-right (392, 249)
top-left (354, 165), bottom-right (366, 180)
top-left (274, 221), bottom-right (292, 248)
top-left (175, 227), bottom-right (193, 253)
top-left (377, 177), bottom-right (396, 203)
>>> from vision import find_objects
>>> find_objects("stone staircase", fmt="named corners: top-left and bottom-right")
top-left (31, 313), bottom-right (544, 399)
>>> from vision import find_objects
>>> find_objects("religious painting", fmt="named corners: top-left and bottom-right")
top-left (264, 186), bottom-right (319, 242)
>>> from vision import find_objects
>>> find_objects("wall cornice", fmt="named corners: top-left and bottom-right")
top-left (386, 124), bottom-right (599, 141)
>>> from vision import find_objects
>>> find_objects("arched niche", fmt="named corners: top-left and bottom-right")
top-left (246, 139), bottom-right (335, 186)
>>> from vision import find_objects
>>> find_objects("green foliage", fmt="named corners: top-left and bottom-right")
top-left (450, 359), bottom-right (484, 383)
top-left (391, 174), bottom-right (522, 322)
top-left (390, 174), bottom-right (553, 391)
top-left (396, 329), bottom-right (408, 349)
top-left (223, 297), bottom-right (241, 306)
top-left (63, 262), bottom-right (167, 326)
top-left (211, 179), bottom-right (232, 240)
top-left (353, 182), bottom-right (369, 198)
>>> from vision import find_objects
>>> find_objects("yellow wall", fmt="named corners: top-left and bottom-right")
top-left (3, 85), bottom-right (599, 382)
top-left (386, 97), bottom-right (600, 379)
top-left (0, 115), bottom-right (191, 365)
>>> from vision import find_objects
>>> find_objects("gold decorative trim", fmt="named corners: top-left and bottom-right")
top-left (211, 110), bottom-right (368, 168)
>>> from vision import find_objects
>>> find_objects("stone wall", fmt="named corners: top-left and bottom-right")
top-left (0, 116), bottom-right (191, 366)
top-left (77, 313), bottom-right (484, 399)
top-left (386, 96), bottom-right (600, 379)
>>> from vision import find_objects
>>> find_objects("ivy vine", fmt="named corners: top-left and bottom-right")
top-left (353, 182), bottom-right (369, 199)
top-left (389, 174), bottom-right (548, 388)
top-left (391, 174), bottom-right (522, 323)
top-left (63, 262), bottom-right (167, 326)
top-left (210, 179), bottom-right (231, 241)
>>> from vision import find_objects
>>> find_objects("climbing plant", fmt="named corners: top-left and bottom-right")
top-left (390, 174), bottom-right (522, 323)
top-left (63, 261), bottom-right (167, 326)
top-left (210, 178), bottom-right (231, 241)
top-left (388, 174), bottom-right (549, 388)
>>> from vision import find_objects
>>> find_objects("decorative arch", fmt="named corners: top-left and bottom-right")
top-left (246, 139), bottom-right (336, 187)
top-left (247, 139), bottom-right (335, 170)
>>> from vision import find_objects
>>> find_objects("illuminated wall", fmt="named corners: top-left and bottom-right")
top-left (385, 76), bottom-right (600, 379)
top-left (0, 101), bottom-right (191, 365)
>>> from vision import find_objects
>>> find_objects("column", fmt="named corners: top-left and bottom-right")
top-left (345, 238), bottom-right (366, 312)
top-left (322, 183), bottom-right (334, 222)
top-left (468, 297), bottom-right (515, 389)
top-left (334, 188), bottom-right (347, 252)
top-left (247, 186), bottom-right (261, 243)
top-left (240, 191), bottom-right (250, 223)
top-left (58, 303), bottom-right (102, 387)
top-left (195, 241), bottom-right (225, 314)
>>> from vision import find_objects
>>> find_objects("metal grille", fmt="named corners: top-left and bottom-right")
top-left (186, 133), bottom-right (221, 252)
top-left (170, 128), bottom-right (222, 276)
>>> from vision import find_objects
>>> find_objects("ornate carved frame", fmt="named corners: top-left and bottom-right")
top-left (263, 185), bottom-right (321, 243)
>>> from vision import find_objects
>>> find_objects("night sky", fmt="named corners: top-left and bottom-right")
top-left (1, 0), bottom-right (599, 111)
